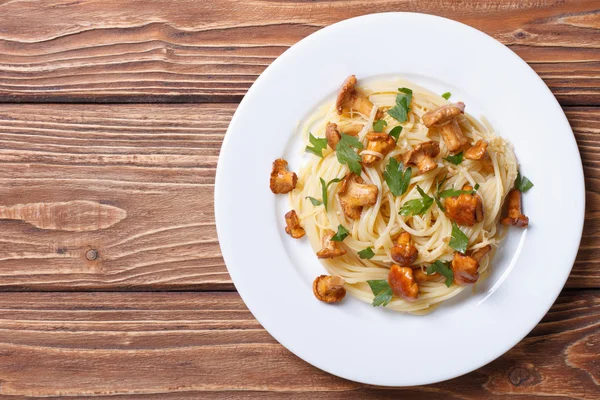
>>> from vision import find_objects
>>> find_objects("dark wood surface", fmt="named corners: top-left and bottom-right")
top-left (0, 0), bottom-right (598, 398)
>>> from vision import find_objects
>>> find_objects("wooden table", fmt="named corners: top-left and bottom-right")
top-left (0, 1), bottom-right (598, 398)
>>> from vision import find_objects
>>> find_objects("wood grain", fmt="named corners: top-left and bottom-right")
top-left (0, 291), bottom-right (595, 398)
top-left (0, 0), bottom-right (598, 105)
top-left (0, 103), bottom-right (596, 290)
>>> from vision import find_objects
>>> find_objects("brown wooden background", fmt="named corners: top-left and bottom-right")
top-left (0, 1), bottom-right (598, 398)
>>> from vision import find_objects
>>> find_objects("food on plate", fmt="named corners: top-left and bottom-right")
top-left (271, 75), bottom-right (532, 314)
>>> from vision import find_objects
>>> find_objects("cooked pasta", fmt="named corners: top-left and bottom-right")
top-left (287, 76), bottom-right (519, 314)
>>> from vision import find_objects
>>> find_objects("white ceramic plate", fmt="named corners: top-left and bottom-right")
top-left (215, 13), bottom-right (585, 386)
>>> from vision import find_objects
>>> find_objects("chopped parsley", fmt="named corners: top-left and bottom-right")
top-left (444, 152), bottom-right (464, 165)
top-left (387, 88), bottom-right (413, 123)
top-left (515, 172), bottom-right (534, 193)
top-left (373, 119), bottom-right (388, 133)
top-left (399, 185), bottom-right (433, 216)
top-left (383, 158), bottom-right (412, 197)
top-left (306, 177), bottom-right (343, 210)
top-left (331, 224), bottom-right (350, 242)
top-left (336, 133), bottom-right (364, 175)
top-left (367, 280), bottom-right (393, 307)
top-left (358, 247), bottom-right (375, 260)
top-left (441, 92), bottom-right (452, 100)
top-left (389, 126), bottom-right (403, 142)
top-left (426, 260), bottom-right (454, 287)
top-left (305, 133), bottom-right (328, 158)
top-left (449, 222), bottom-right (469, 254)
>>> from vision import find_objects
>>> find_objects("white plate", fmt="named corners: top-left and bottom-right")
top-left (215, 13), bottom-right (585, 386)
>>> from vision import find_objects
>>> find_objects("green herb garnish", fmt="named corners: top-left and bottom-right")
top-left (306, 197), bottom-right (322, 206)
top-left (331, 224), bottom-right (350, 242)
top-left (389, 126), bottom-right (403, 142)
top-left (435, 175), bottom-right (447, 211)
top-left (373, 120), bottom-right (387, 133)
top-left (426, 260), bottom-right (454, 287)
top-left (358, 247), bottom-right (375, 260)
top-left (444, 152), bottom-right (463, 165)
top-left (515, 172), bottom-right (534, 193)
top-left (305, 133), bottom-right (328, 158)
top-left (367, 280), bottom-right (393, 307)
top-left (336, 133), bottom-right (364, 175)
top-left (383, 157), bottom-right (412, 197)
top-left (449, 222), bottom-right (469, 254)
top-left (441, 92), bottom-right (452, 100)
top-left (387, 88), bottom-right (413, 123)
top-left (399, 185), bottom-right (433, 216)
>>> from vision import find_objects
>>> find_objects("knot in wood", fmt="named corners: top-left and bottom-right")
top-left (85, 249), bottom-right (99, 261)
top-left (508, 364), bottom-right (542, 387)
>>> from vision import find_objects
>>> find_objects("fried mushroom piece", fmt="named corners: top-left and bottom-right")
top-left (336, 75), bottom-right (382, 118)
top-left (338, 174), bottom-right (378, 220)
top-left (388, 264), bottom-right (419, 301)
top-left (451, 245), bottom-right (492, 285)
top-left (341, 123), bottom-right (364, 136)
top-left (269, 158), bottom-right (297, 194)
top-left (501, 189), bottom-right (529, 227)
top-left (422, 103), bottom-right (467, 153)
top-left (362, 133), bottom-right (396, 167)
top-left (402, 141), bottom-right (440, 174)
top-left (464, 139), bottom-right (489, 160)
top-left (316, 229), bottom-right (347, 259)
top-left (284, 210), bottom-right (305, 239)
top-left (445, 184), bottom-right (484, 226)
top-left (313, 275), bottom-right (346, 303)
top-left (391, 232), bottom-right (418, 267)
top-left (422, 102), bottom-right (466, 127)
top-left (325, 122), bottom-right (341, 150)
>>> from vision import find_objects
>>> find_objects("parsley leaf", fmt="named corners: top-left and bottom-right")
top-left (439, 187), bottom-right (476, 199)
top-left (426, 260), bottom-right (454, 287)
top-left (449, 222), bottom-right (469, 254)
top-left (373, 120), bottom-right (387, 133)
top-left (399, 185), bottom-right (433, 216)
top-left (389, 126), bottom-right (403, 142)
top-left (444, 152), bottom-right (463, 165)
top-left (358, 247), bottom-right (375, 260)
top-left (383, 158), bottom-right (412, 197)
top-left (441, 92), bottom-right (452, 100)
top-left (474, 183), bottom-right (480, 190)
top-left (319, 177), bottom-right (343, 210)
top-left (306, 197), bottom-right (322, 206)
top-left (331, 224), bottom-right (349, 242)
top-left (305, 133), bottom-right (328, 158)
top-left (435, 175), bottom-right (447, 211)
top-left (367, 280), bottom-right (393, 307)
top-left (336, 133), bottom-right (364, 175)
top-left (515, 172), bottom-right (534, 193)
top-left (387, 88), bottom-right (413, 123)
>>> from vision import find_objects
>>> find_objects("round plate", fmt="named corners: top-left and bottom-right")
top-left (215, 12), bottom-right (584, 386)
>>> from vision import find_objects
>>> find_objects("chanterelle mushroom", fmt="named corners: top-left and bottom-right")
top-left (464, 139), bottom-right (488, 160)
top-left (422, 103), bottom-right (467, 153)
top-left (501, 189), bottom-right (529, 227)
top-left (402, 141), bottom-right (440, 174)
top-left (316, 229), bottom-right (347, 259)
top-left (326, 123), bottom-right (364, 150)
top-left (338, 174), bottom-right (378, 219)
top-left (391, 232), bottom-right (418, 266)
top-left (388, 264), bottom-right (419, 301)
top-left (284, 210), bottom-right (305, 239)
top-left (313, 275), bottom-right (346, 303)
top-left (269, 158), bottom-right (297, 194)
top-left (362, 133), bottom-right (396, 167)
top-left (413, 268), bottom-right (443, 283)
top-left (451, 245), bottom-right (492, 285)
top-left (336, 75), bottom-right (382, 118)
top-left (445, 184), bottom-right (484, 226)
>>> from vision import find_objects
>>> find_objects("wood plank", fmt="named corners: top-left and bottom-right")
top-left (0, 0), bottom-right (598, 105)
top-left (0, 291), bottom-right (596, 398)
top-left (0, 104), bottom-right (597, 290)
